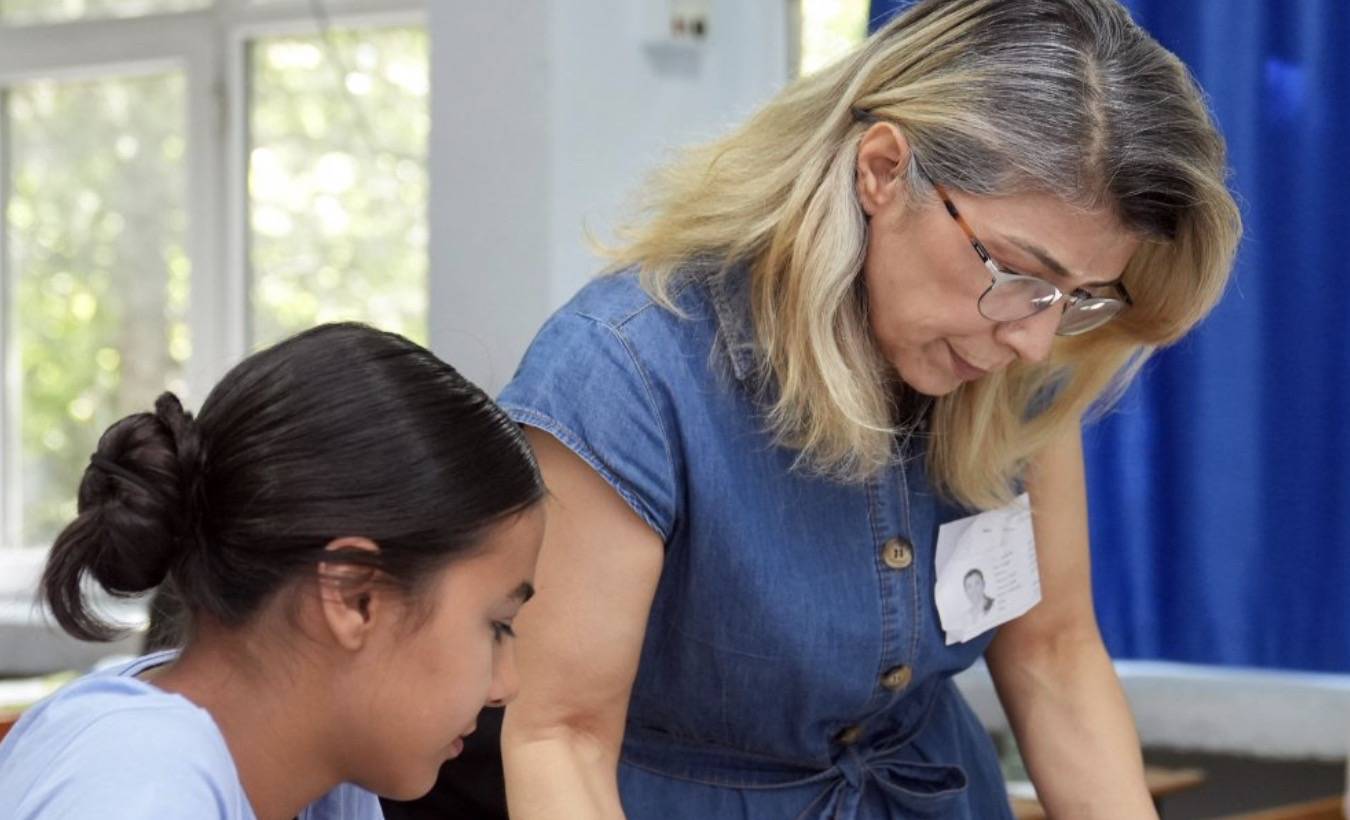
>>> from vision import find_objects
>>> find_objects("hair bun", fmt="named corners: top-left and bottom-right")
top-left (67, 393), bottom-right (202, 599)
top-left (154, 392), bottom-right (207, 514)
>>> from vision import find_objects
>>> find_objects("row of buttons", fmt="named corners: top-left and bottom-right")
top-left (835, 668), bottom-right (914, 746)
top-left (835, 536), bottom-right (917, 745)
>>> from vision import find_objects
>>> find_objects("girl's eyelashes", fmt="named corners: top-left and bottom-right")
top-left (491, 621), bottom-right (517, 642)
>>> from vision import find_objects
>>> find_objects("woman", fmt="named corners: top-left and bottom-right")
top-left (497, 0), bottom-right (1240, 817)
top-left (0, 323), bottom-right (545, 819)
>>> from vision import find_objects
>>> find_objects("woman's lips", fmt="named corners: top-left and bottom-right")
top-left (947, 342), bottom-right (990, 381)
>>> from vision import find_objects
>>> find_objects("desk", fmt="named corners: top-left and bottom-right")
top-left (0, 709), bottom-right (21, 744)
top-left (1226, 795), bottom-right (1346, 820)
top-left (1011, 766), bottom-right (1206, 818)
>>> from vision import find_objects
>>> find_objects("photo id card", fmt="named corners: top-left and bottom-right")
top-left (934, 493), bottom-right (1042, 645)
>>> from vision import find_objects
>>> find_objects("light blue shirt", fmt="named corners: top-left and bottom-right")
top-left (0, 650), bottom-right (382, 820)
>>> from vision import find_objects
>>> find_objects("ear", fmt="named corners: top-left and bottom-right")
top-left (316, 536), bottom-right (384, 652)
top-left (855, 122), bottom-right (913, 217)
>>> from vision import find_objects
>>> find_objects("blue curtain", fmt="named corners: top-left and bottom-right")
top-left (869, 1), bottom-right (1350, 672)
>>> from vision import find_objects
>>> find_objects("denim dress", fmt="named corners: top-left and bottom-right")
top-left (497, 265), bottom-right (1014, 819)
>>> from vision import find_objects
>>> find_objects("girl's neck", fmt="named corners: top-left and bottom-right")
top-left (149, 636), bottom-right (343, 820)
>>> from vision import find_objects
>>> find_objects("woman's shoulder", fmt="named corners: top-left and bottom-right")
top-left (500, 266), bottom-right (726, 540)
top-left (558, 266), bottom-right (715, 343)
top-left (502, 266), bottom-right (722, 408)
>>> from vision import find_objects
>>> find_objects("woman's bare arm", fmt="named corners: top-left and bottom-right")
top-left (501, 428), bottom-right (666, 819)
top-left (986, 423), bottom-right (1156, 819)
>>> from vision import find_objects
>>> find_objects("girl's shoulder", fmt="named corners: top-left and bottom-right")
top-left (0, 652), bottom-right (250, 818)
top-left (0, 652), bottom-right (383, 820)
top-left (9, 650), bottom-right (225, 756)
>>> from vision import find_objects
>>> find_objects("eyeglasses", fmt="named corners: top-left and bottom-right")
top-left (932, 182), bottom-right (1133, 336)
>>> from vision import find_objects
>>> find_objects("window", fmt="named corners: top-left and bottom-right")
top-left (8, 71), bottom-right (190, 545)
top-left (0, 0), bottom-right (426, 550)
top-left (250, 25), bottom-right (428, 346)
top-left (0, 0), bottom-right (211, 27)
top-left (797, 0), bottom-right (869, 77)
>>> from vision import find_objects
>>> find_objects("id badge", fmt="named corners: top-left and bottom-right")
top-left (934, 493), bottom-right (1042, 645)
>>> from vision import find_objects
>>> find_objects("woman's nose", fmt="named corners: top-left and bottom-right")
top-left (994, 304), bottom-right (1061, 364)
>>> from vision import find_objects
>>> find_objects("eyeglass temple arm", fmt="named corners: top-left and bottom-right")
top-left (935, 186), bottom-right (1006, 280)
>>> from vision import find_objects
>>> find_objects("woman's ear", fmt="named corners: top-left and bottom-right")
top-left (856, 122), bottom-right (913, 217)
top-left (317, 536), bottom-right (383, 652)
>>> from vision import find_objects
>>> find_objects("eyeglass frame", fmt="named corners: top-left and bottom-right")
top-left (850, 104), bottom-right (1132, 336)
top-left (930, 179), bottom-right (1133, 336)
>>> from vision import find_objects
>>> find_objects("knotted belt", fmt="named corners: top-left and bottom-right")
top-left (622, 724), bottom-right (968, 819)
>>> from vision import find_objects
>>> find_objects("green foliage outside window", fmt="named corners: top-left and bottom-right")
top-left (7, 24), bottom-right (429, 548)
top-left (250, 26), bottom-right (429, 348)
top-left (800, 0), bottom-right (870, 76)
top-left (9, 72), bottom-right (188, 547)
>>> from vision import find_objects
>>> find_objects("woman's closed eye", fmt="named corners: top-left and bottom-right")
top-left (994, 256), bottom-right (1049, 283)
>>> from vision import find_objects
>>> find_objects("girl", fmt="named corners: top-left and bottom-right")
top-left (0, 323), bottom-right (545, 819)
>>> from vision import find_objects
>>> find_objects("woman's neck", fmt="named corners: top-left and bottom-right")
top-left (149, 636), bottom-right (342, 820)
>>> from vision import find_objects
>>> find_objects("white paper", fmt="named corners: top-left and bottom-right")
top-left (934, 493), bottom-right (1041, 645)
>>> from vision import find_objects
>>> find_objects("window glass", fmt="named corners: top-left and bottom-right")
top-left (8, 71), bottom-right (188, 547)
top-left (249, 25), bottom-right (429, 347)
top-left (0, 0), bottom-right (210, 26)
top-left (800, 0), bottom-right (869, 76)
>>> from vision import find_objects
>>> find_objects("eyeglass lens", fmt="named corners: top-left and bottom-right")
top-left (980, 278), bottom-right (1125, 335)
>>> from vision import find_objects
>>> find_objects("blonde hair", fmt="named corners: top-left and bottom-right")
top-left (607, 0), bottom-right (1242, 510)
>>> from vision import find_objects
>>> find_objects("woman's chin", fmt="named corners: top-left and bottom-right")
top-left (893, 358), bottom-right (963, 398)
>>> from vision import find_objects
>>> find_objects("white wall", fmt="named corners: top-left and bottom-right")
top-left (428, 0), bottom-right (790, 393)
top-left (427, 2), bottom-right (553, 394)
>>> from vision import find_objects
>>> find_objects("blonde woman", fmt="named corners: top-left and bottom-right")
top-left (497, 0), bottom-right (1240, 817)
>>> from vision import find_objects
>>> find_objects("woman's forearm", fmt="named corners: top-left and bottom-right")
top-left (502, 720), bottom-right (627, 820)
top-left (991, 634), bottom-right (1155, 819)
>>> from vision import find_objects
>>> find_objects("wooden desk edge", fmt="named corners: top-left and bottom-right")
top-left (0, 709), bottom-right (24, 744)
top-left (1010, 766), bottom-right (1207, 819)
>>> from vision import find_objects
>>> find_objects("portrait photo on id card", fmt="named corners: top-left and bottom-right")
top-left (934, 493), bottom-right (1043, 645)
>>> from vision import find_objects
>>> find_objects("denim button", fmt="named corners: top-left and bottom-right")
top-left (881, 664), bottom-right (912, 691)
top-left (882, 537), bottom-right (913, 570)
top-left (835, 725), bottom-right (863, 745)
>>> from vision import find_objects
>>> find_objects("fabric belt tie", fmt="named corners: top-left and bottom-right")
top-left (622, 725), bottom-right (968, 819)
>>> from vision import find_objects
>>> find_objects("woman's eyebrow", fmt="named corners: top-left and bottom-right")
top-left (1002, 234), bottom-right (1120, 287)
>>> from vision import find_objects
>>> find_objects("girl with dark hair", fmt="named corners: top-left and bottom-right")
top-left (0, 323), bottom-right (546, 820)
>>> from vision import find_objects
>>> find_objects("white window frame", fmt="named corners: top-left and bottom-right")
top-left (0, 0), bottom-right (425, 549)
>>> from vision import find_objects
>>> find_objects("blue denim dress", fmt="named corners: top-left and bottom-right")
top-left (498, 265), bottom-right (1013, 819)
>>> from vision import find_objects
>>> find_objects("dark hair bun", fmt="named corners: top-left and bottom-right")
top-left (42, 392), bottom-right (204, 640)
